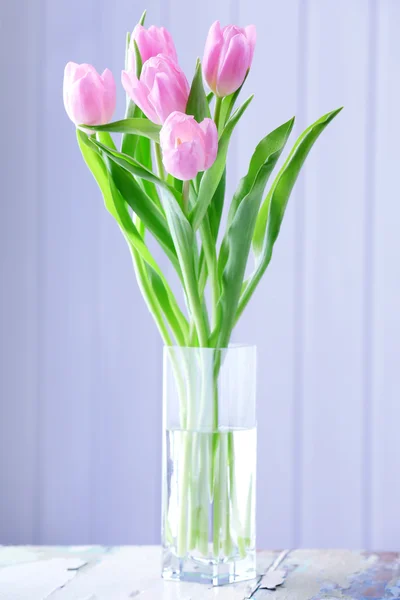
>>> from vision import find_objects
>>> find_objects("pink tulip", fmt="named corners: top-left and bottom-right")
top-left (203, 21), bottom-right (256, 97)
top-left (129, 24), bottom-right (178, 71)
top-left (160, 111), bottom-right (218, 181)
top-left (122, 54), bottom-right (190, 125)
top-left (63, 62), bottom-right (116, 126)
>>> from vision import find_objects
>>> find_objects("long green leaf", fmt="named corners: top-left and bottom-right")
top-left (186, 59), bottom-right (211, 122)
top-left (158, 187), bottom-right (208, 347)
top-left (91, 139), bottom-right (179, 199)
top-left (102, 155), bottom-right (179, 273)
top-left (82, 118), bottom-right (161, 141)
top-left (77, 129), bottom-right (189, 340)
top-left (133, 39), bottom-right (143, 76)
top-left (78, 131), bottom-right (163, 272)
top-left (139, 9), bottom-right (146, 25)
top-left (219, 72), bottom-right (248, 129)
top-left (208, 169), bottom-right (226, 241)
top-left (145, 265), bottom-right (187, 345)
top-left (236, 107), bottom-right (343, 322)
top-left (189, 95), bottom-right (254, 231)
top-left (93, 135), bottom-right (204, 343)
top-left (216, 150), bottom-right (289, 348)
top-left (135, 134), bottom-right (162, 210)
top-left (218, 118), bottom-right (295, 283)
top-left (227, 117), bottom-right (295, 229)
top-left (252, 107), bottom-right (343, 255)
top-left (85, 135), bottom-right (180, 275)
top-left (121, 26), bottom-right (141, 158)
top-left (131, 249), bottom-right (173, 346)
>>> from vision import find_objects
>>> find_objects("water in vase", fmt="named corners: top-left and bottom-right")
top-left (162, 426), bottom-right (256, 585)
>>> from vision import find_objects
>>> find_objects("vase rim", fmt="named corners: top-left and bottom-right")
top-left (163, 343), bottom-right (256, 351)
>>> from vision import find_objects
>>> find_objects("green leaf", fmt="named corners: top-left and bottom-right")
top-left (122, 28), bottom-right (140, 158)
top-left (102, 155), bottom-right (179, 273)
top-left (189, 95), bottom-right (253, 231)
top-left (135, 134), bottom-right (162, 210)
top-left (86, 135), bottom-right (179, 272)
top-left (133, 39), bottom-right (143, 77)
top-left (158, 187), bottom-right (209, 347)
top-left (82, 118), bottom-right (161, 141)
top-left (219, 72), bottom-right (248, 129)
top-left (121, 105), bottom-right (143, 158)
top-left (77, 130), bottom-right (162, 273)
top-left (218, 118), bottom-right (295, 282)
top-left (216, 149), bottom-right (290, 348)
top-left (139, 9), bottom-right (146, 25)
top-left (253, 107), bottom-right (343, 256)
top-left (77, 129), bottom-right (189, 342)
top-left (207, 169), bottom-right (226, 241)
top-left (90, 137), bottom-right (206, 342)
top-left (207, 91), bottom-right (214, 104)
top-left (108, 175), bottom-right (188, 343)
top-left (236, 107), bottom-right (343, 323)
top-left (91, 140), bottom-right (179, 199)
top-left (145, 265), bottom-right (187, 345)
top-left (186, 59), bottom-right (211, 122)
top-left (228, 117), bottom-right (295, 230)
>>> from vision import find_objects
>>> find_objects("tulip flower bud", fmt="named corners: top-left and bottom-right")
top-left (160, 111), bottom-right (218, 181)
top-left (203, 21), bottom-right (256, 97)
top-left (122, 54), bottom-right (190, 125)
top-left (129, 24), bottom-right (178, 71)
top-left (63, 62), bottom-right (116, 126)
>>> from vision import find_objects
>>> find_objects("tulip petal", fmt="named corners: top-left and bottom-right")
top-left (64, 61), bottom-right (80, 86)
top-left (100, 68), bottom-right (116, 123)
top-left (199, 118), bottom-right (218, 169)
top-left (131, 24), bottom-right (178, 68)
top-left (132, 25), bottom-right (153, 63)
top-left (148, 71), bottom-right (188, 123)
top-left (69, 71), bottom-right (104, 125)
top-left (63, 62), bottom-right (79, 120)
top-left (159, 27), bottom-right (178, 63)
top-left (216, 33), bottom-right (250, 97)
top-left (202, 20), bottom-right (223, 93)
top-left (245, 24), bottom-right (257, 63)
top-left (162, 139), bottom-right (205, 181)
top-left (121, 70), bottom-right (160, 124)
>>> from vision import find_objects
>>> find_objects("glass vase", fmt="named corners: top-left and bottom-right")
top-left (161, 345), bottom-right (257, 586)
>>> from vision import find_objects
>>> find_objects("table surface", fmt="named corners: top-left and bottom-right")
top-left (0, 546), bottom-right (399, 599)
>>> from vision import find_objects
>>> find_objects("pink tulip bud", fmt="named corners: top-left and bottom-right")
top-left (121, 54), bottom-right (190, 125)
top-left (203, 21), bottom-right (256, 97)
top-left (129, 24), bottom-right (178, 71)
top-left (63, 62), bottom-right (116, 126)
top-left (160, 111), bottom-right (218, 181)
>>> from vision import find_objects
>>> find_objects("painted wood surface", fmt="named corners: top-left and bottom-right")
top-left (1, 546), bottom-right (399, 599)
top-left (1, 0), bottom-right (400, 551)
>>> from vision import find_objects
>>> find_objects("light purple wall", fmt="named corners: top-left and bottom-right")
top-left (1, 0), bottom-right (399, 550)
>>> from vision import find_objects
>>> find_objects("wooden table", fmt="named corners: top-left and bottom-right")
top-left (0, 546), bottom-right (399, 599)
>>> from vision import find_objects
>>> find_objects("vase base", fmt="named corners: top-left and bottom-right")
top-left (162, 548), bottom-right (256, 586)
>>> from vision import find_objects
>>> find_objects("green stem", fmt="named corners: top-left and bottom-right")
top-left (182, 180), bottom-right (190, 216)
top-left (200, 217), bottom-right (219, 333)
top-left (214, 96), bottom-right (223, 133)
top-left (154, 142), bottom-right (165, 180)
top-left (177, 431), bottom-right (191, 556)
top-left (198, 250), bottom-right (208, 299)
top-left (212, 435), bottom-right (221, 556)
top-left (235, 258), bottom-right (268, 325)
top-left (186, 286), bottom-right (208, 348)
top-left (130, 246), bottom-right (172, 346)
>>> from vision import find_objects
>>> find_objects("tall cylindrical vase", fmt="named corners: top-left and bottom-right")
top-left (162, 345), bottom-right (257, 586)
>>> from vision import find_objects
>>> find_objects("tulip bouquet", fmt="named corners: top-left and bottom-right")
top-left (64, 9), bottom-right (340, 584)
